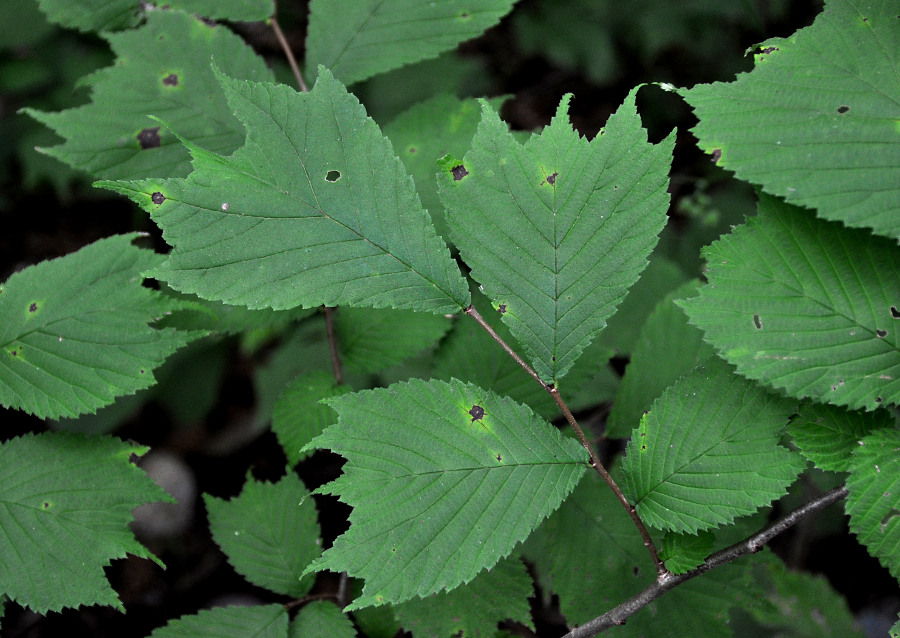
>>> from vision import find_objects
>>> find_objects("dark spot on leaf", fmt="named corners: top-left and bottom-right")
top-left (407, 146), bottom-right (417, 154)
top-left (711, 149), bottom-right (722, 163)
top-left (546, 171), bottom-right (558, 185)
top-left (162, 73), bottom-right (178, 87)
top-left (498, 304), bottom-right (507, 314)
top-left (137, 127), bottom-right (161, 150)
top-left (753, 313), bottom-right (762, 330)
top-left (875, 396), bottom-right (883, 403)
top-left (633, 566), bottom-right (640, 577)
top-left (552, 356), bottom-right (556, 361)
top-left (140, 369), bottom-right (145, 374)
top-left (837, 105), bottom-right (850, 114)
top-left (325, 170), bottom-right (341, 182)
top-left (151, 192), bottom-right (166, 205)
top-left (460, 12), bottom-right (469, 18)
top-left (759, 46), bottom-right (779, 55)
top-left (876, 329), bottom-right (887, 338)
top-left (891, 306), bottom-right (899, 318)
top-left (43, 502), bottom-right (50, 508)
top-left (451, 164), bottom-right (469, 181)
top-left (11, 350), bottom-right (17, 357)
top-left (29, 303), bottom-right (38, 313)
top-left (641, 444), bottom-right (647, 451)
top-left (469, 404), bottom-right (485, 422)
top-left (496, 454), bottom-right (502, 462)
top-left (129, 452), bottom-right (139, 464)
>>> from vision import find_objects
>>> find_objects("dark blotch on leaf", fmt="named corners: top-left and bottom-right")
top-left (753, 313), bottom-right (762, 330)
top-left (43, 502), bottom-right (50, 508)
top-left (837, 105), bottom-right (850, 114)
top-left (29, 303), bottom-right (37, 313)
top-left (876, 329), bottom-right (887, 338)
top-left (151, 192), bottom-right (166, 205)
top-left (498, 304), bottom-right (507, 314)
top-left (469, 404), bottom-right (485, 422)
top-left (546, 171), bottom-right (558, 185)
top-left (325, 170), bottom-right (341, 182)
top-left (407, 146), bottom-right (417, 154)
top-left (162, 73), bottom-right (178, 87)
top-left (451, 164), bottom-right (469, 181)
top-left (890, 306), bottom-right (899, 318)
top-left (137, 127), bottom-right (161, 149)
top-left (496, 454), bottom-right (502, 462)
top-left (633, 566), bottom-right (640, 577)
top-left (711, 149), bottom-right (722, 163)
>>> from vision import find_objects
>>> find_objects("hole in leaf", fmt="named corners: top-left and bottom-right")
top-left (837, 105), bottom-right (850, 114)
top-left (876, 329), bottom-right (887, 338)
top-left (469, 404), bottom-right (485, 422)
top-left (162, 73), bottom-right (179, 87)
top-left (137, 127), bottom-right (161, 149)
top-left (325, 170), bottom-right (341, 182)
top-left (221, 202), bottom-right (230, 211)
top-left (29, 303), bottom-right (38, 313)
top-left (633, 566), bottom-right (640, 577)
top-left (498, 304), bottom-right (507, 314)
top-left (43, 502), bottom-right (50, 508)
top-left (759, 46), bottom-right (779, 55)
top-left (496, 454), bottom-right (502, 462)
top-left (151, 192), bottom-right (166, 205)
top-left (711, 149), bottom-right (722, 163)
top-left (546, 171), bottom-right (558, 185)
top-left (753, 313), bottom-right (762, 329)
top-left (875, 396), bottom-right (883, 403)
top-left (451, 164), bottom-right (469, 181)
top-left (891, 306), bottom-right (899, 318)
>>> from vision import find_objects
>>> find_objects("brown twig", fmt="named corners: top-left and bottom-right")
top-left (465, 305), bottom-right (665, 576)
top-left (563, 485), bottom-right (849, 637)
top-left (269, 15), bottom-right (307, 92)
top-left (323, 306), bottom-right (343, 385)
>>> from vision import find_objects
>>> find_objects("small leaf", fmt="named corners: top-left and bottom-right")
top-left (680, 195), bottom-right (900, 412)
top-left (204, 473), bottom-right (321, 598)
top-left (394, 556), bottom-right (534, 637)
top-left (25, 11), bottom-right (274, 180)
top-left (621, 357), bottom-right (805, 534)
top-left (680, 0), bottom-right (900, 240)
top-left (305, 0), bottom-right (517, 85)
top-left (148, 604), bottom-right (288, 638)
top-left (0, 432), bottom-right (171, 613)
top-left (289, 601), bottom-right (356, 638)
top-left (846, 428), bottom-right (900, 580)
top-left (303, 378), bottom-right (588, 608)
top-left (100, 68), bottom-right (470, 314)
top-left (441, 89), bottom-right (674, 384)
top-left (789, 402), bottom-right (894, 473)
top-left (0, 234), bottom-right (194, 420)
top-left (659, 531), bottom-right (715, 575)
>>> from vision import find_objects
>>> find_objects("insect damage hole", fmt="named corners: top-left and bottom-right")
top-left (137, 127), bottom-right (161, 149)
top-left (162, 73), bottom-right (179, 87)
top-left (837, 105), bottom-right (850, 114)
top-left (151, 192), bottom-right (166, 204)
top-left (451, 164), bottom-right (469, 181)
top-left (891, 306), bottom-right (900, 318)
top-left (546, 171), bottom-right (558, 185)
top-left (28, 302), bottom-right (38, 313)
top-left (325, 170), bottom-right (341, 182)
top-left (876, 329), bottom-right (887, 338)
top-left (469, 404), bottom-right (485, 422)
top-left (753, 313), bottom-right (763, 330)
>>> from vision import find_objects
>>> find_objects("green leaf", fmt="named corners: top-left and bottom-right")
top-left (157, 288), bottom-right (315, 335)
top-left (440, 89), bottom-right (674, 384)
top-left (680, 0), bottom-right (900, 240)
top-left (336, 307), bottom-right (452, 374)
top-left (204, 473), bottom-right (321, 597)
top-left (679, 195), bottom-right (900, 412)
top-left (303, 378), bottom-right (588, 608)
top-left (167, 0), bottom-right (273, 22)
top-left (846, 428), bottom-right (900, 580)
top-left (394, 555), bottom-right (533, 637)
top-left (621, 357), bottom-right (805, 534)
top-left (892, 616), bottom-right (900, 638)
top-left (659, 530), bottom-right (715, 575)
top-left (0, 234), bottom-right (194, 420)
top-left (304, 0), bottom-right (518, 85)
top-left (99, 68), bottom-right (470, 314)
top-left (272, 371), bottom-right (352, 466)
top-left (25, 11), bottom-right (274, 180)
top-left (289, 601), bottom-right (356, 638)
top-left (789, 402), bottom-right (894, 473)
top-left (606, 280), bottom-right (713, 439)
top-left (34, 1), bottom-right (273, 32)
top-left (0, 432), bottom-right (171, 613)
top-left (148, 604), bottom-right (288, 638)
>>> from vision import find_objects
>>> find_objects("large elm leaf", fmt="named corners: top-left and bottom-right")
top-left (304, 0), bottom-right (518, 86)
top-left (621, 357), bottom-right (805, 534)
top-left (679, 0), bottom-right (900, 240)
top-left (0, 234), bottom-right (194, 420)
top-left (789, 402), bottom-right (894, 473)
top-left (149, 604), bottom-right (287, 638)
top-left (25, 11), bottom-right (274, 180)
top-left (439, 89), bottom-right (674, 385)
top-left (302, 378), bottom-right (588, 609)
top-left (846, 428), bottom-right (900, 580)
top-left (680, 194), bottom-right (900, 412)
top-left (0, 432), bottom-right (171, 613)
top-left (100, 68), bottom-right (469, 314)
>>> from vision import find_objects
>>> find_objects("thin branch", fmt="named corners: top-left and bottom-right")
top-left (465, 305), bottom-right (665, 576)
top-left (564, 485), bottom-right (849, 638)
top-left (269, 15), bottom-right (307, 92)
top-left (323, 306), bottom-right (343, 385)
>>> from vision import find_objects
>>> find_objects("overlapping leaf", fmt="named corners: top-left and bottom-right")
top-left (0, 432), bottom-right (171, 613)
top-left (302, 378), bottom-right (588, 608)
top-left (659, 531), bottom-right (715, 575)
top-left (100, 68), bottom-right (470, 313)
top-left (204, 474), bottom-right (321, 597)
top-left (305, 0), bottom-right (518, 85)
top-left (680, 195), bottom-right (900, 412)
top-left (621, 357), bottom-right (805, 534)
top-left (0, 234), bottom-right (194, 419)
top-left (149, 604), bottom-right (287, 638)
top-left (25, 11), bottom-right (274, 180)
top-left (846, 428), bottom-right (900, 580)
top-left (289, 601), bottom-right (356, 638)
top-left (680, 0), bottom-right (900, 240)
top-left (34, 1), bottom-right (272, 32)
top-left (440, 89), bottom-right (674, 384)
top-left (789, 402), bottom-right (894, 472)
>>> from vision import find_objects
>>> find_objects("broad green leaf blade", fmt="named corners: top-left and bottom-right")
top-left (34, 1), bottom-right (273, 32)
top-left (621, 357), bottom-right (805, 534)
top-left (440, 89), bottom-right (674, 384)
top-left (0, 234), bottom-right (194, 420)
top-left (394, 556), bottom-right (533, 637)
top-left (680, 0), bottom-right (900, 240)
top-left (204, 473), bottom-right (321, 597)
top-left (606, 280), bottom-right (713, 439)
top-left (25, 11), bottom-right (274, 180)
top-left (679, 195), bottom-right (900, 412)
top-left (149, 604), bottom-right (288, 638)
top-left (303, 378), bottom-right (588, 608)
top-left (336, 307), bottom-right (452, 374)
top-left (0, 432), bottom-right (171, 613)
top-left (272, 371), bottom-right (352, 466)
top-left (99, 68), bottom-right (470, 314)
top-left (789, 402), bottom-right (894, 472)
top-left (846, 428), bottom-right (900, 580)
top-left (289, 601), bottom-right (356, 638)
top-left (659, 531), bottom-right (715, 575)
top-left (157, 289), bottom-right (315, 335)
top-left (304, 0), bottom-right (518, 85)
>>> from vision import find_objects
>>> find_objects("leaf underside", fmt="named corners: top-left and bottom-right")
top-left (303, 377), bottom-right (588, 609)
